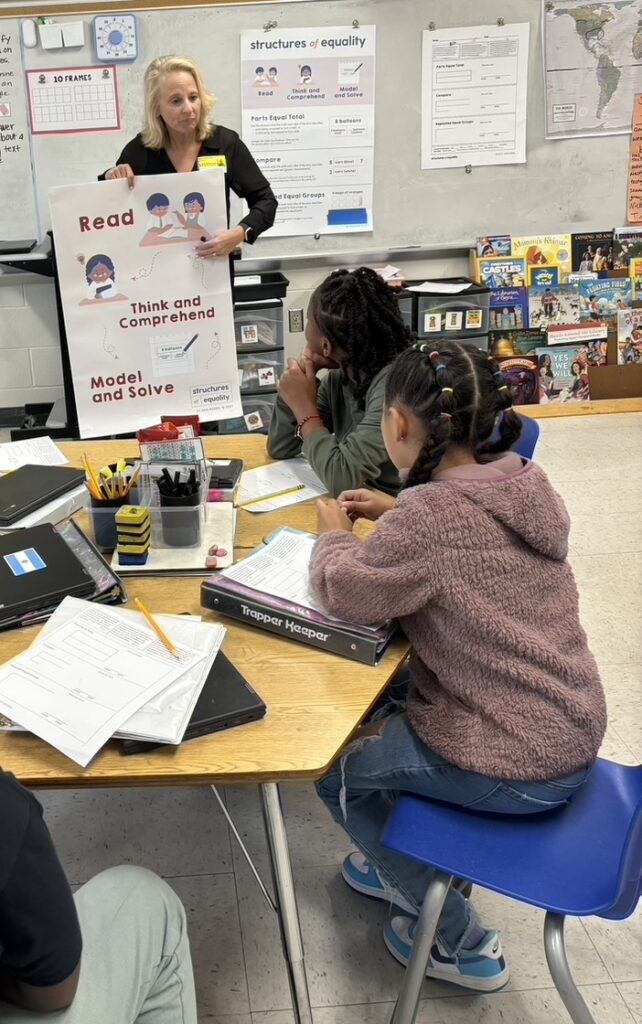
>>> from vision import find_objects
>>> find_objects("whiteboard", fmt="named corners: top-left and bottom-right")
top-left (0, 19), bottom-right (38, 239)
top-left (5, 0), bottom-right (632, 254)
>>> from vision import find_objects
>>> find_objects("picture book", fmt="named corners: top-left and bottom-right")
top-left (528, 285), bottom-right (579, 329)
top-left (567, 271), bottom-right (598, 287)
top-left (496, 356), bottom-right (539, 405)
top-left (511, 234), bottom-right (572, 278)
top-left (578, 278), bottom-right (632, 320)
top-left (630, 258), bottom-right (642, 298)
top-left (547, 321), bottom-right (608, 347)
top-left (535, 345), bottom-right (591, 403)
top-left (489, 288), bottom-right (529, 330)
top-left (616, 309), bottom-right (642, 364)
top-left (571, 232), bottom-right (614, 272)
top-left (490, 329), bottom-right (546, 358)
top-left (527, 265), bottom-right (560, 288)
top-left (477, 257), bottom-right (526, 289)
top-left (476, 235), bottom-right (511, 258)
top-left (613, 227), bottom-right (642, 268)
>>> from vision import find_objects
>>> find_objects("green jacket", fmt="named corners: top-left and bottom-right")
top-left (267, 366), bottom-right (401, 498)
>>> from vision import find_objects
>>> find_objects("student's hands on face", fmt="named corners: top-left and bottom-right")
top-left (338, 489), bottom-right (395, 522)
top-left (105, 163), bottom-right (135, 190)
top-left (277, 358), bottom-right (319, 419)
top-left (316, 499), bottom-right (354, 534)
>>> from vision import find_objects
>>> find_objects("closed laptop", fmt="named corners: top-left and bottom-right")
top-left (0, 464), bottom-right (85, 525)
top-left (120, 651), bottom-right (266, 754)
top-left (0, 523), bottom-right (94, 623)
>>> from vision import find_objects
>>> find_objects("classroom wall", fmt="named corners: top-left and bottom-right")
top-left (0, 0), bottom-right (633, 414)
top-left (0, 251), bottom-right (469, 415)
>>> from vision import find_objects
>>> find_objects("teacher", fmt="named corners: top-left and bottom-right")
top-left (99, 55), bottom-right (277, 258)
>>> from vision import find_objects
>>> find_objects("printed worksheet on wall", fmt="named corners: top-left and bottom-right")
top-left (421, 22), bottom-right (530, 170)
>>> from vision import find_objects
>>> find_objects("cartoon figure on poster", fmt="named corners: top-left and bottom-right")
top-left (79, 254), bottom-right (127, 304)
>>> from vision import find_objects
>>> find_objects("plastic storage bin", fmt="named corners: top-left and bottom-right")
top-left (416, 280), bottom-right (490, 340)
top-left (237, 349), bottom-right (285, 394)
top-left (234, 299), bottom-right (284, 351)
top-left (217, 393), bottom-right (277, 435)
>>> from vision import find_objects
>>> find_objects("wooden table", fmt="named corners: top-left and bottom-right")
top-left (0, 436), bottom-right (409, 1024)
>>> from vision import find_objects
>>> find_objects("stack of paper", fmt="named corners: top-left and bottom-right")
top-left (0, 597), bottom-right (225, 766)
top-left (0, 436), bottom-right (68, 471)
top-left (238, 458), bottom-right (326, 512)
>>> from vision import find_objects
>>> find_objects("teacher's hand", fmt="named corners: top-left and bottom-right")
top-left (195, 226), bottom-right (245, 259)
top-left (105, 164), bottom-right (135, 190)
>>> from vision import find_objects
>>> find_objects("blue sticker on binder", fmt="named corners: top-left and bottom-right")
top-left (4, 548), bottom-right (46, 576)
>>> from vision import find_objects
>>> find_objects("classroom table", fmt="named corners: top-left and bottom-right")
top-left (0, 435), bottom-right (409, 1024)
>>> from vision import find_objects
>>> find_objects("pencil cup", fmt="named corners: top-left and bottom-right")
top-left (89, 495), bottom-right (127, 551)
top-left (159, 486), bottom-right (202, 547)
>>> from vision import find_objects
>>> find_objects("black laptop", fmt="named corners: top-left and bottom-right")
top-left (0, 465), bottom-right (86, 526)
top-left (119, 651), bottom-right (267, 755)
top-left (0, 523), bottom-right (94, 624)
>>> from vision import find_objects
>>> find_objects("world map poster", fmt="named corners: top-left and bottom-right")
top-left (544, 0), bottom-right (642, 138)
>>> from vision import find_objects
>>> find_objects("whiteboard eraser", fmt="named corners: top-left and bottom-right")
top-left (38, 23), bottom-right (63, 49)
top-left (62, 21), bottom-right (84, 47)
top-left (21, 18), bottom-right (38, 48)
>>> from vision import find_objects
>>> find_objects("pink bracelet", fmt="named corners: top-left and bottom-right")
top-left (295, 414), bottom-right (323, 439)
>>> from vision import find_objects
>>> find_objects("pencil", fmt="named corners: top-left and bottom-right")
top-left (134, 598), bottom-right (180, 658)
top-left (83, 454), bottom-right (103, 500)
top-left (240, 484), bottom-right (305, 508)
top-left (183, 333), bottom-right (199, 352)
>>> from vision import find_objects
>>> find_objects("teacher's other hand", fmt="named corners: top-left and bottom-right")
top-left (105, 164), bottom-right (135, 190)
top-left (196, 226), bottom-right (245, 259)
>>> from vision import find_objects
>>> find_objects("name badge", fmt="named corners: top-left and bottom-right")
top-left (197, 155), bottom-right (227, 171)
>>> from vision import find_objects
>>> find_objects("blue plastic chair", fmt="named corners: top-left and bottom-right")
top-left (489, 411), bottom-right (541, 459)
top-left (381, 758), bottom-right (642, 1024)
top-left (511, 413), bottom-right (541, 459)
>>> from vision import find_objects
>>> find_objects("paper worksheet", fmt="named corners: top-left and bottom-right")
top-left (421, 22), bottom-right (529, 170)
top-left (35, 607), bottom-right (226, 744)
top-left (239, 459), bottom-right (326, 511)
top-left (220, 527), bottom-right (326, 611)
top-left (0, 436), bottom-right (68, 472)
top-left (0, 597), bottom-right (206, 765)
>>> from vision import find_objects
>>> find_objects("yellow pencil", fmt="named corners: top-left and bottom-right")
top-left (83, 453), bottom-right (103, 500)
top-left (134, 598), bottom-right (180, 658)
top-left (240, 484), bottom-right (305, 508)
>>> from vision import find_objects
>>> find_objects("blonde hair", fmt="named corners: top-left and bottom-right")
top-left (142, 55), bottom-right (215, 149)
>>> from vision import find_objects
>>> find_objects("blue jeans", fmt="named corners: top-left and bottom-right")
top-left (316, 670), bottom-right (592, 955)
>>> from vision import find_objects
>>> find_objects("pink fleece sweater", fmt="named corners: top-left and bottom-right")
top-left (310, 457), bottom-right (607, 782)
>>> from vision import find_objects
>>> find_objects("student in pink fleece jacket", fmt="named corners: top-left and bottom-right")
top-left (310, 341), bottom-right (607, 994)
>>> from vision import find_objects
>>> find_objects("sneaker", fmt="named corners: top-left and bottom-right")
top-left (341, 853), bottom-right (417, 915)
top-left (384, 915), bottom-right (509, 992)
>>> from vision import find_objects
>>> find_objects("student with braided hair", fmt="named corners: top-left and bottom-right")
top-left (267, 267), bottom-right (412, 496)
top-left (309, 341), bottom-right (606, 992)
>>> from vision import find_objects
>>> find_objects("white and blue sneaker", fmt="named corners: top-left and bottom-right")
top-left (384, 915), bottom-right (509, 992)
top-left (342, 852), bottom-right (417, 915)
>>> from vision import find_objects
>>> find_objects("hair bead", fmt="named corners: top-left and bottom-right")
top-left (441, 386), bottom-right (454, 394)
top-left (440, 412), bottom-right (453, 421)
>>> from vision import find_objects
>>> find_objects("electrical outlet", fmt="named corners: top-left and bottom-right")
top-left (289, 308), bottom-right (304, 333)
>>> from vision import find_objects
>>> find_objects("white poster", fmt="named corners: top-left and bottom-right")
top-left (241, 25), bottom-right (375, 237)
top-left (421, 23), bottom-right (529, 170)
top-left (49, 171), bottom-right (242, 438)
top-left (543, 0), bottom-right (642, 139)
